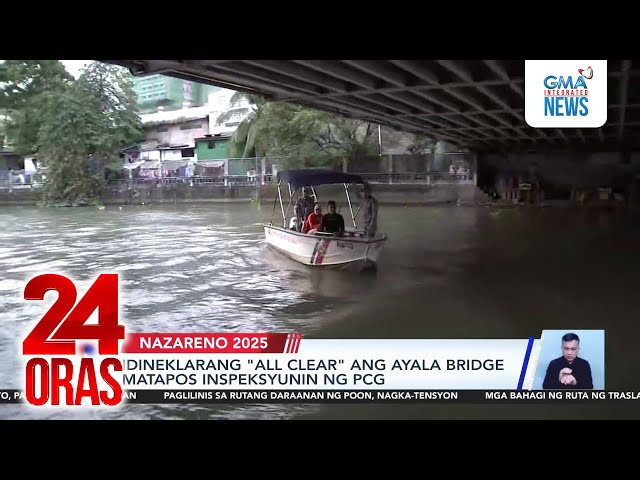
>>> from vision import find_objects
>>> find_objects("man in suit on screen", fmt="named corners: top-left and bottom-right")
top-left (542, 333), bottom-right (594, 389)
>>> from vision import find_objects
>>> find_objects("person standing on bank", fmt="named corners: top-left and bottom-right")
top-left (361, 185), bottom-right (378, 238)
top-left (542, 333), bottom-right (593, 389)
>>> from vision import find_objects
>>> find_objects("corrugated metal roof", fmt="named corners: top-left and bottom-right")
top-left (140, 105), bottom-right (210, 126)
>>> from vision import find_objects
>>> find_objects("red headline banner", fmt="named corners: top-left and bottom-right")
top-left (121, 332), bottom-right (302, 354)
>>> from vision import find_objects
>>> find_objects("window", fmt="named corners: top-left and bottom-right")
top-left (207, 141), bottom-right (216, 149)
top-left (181, 148), bottom-right (194, 157)
top-left (180, 121), bottom-right (203, 130)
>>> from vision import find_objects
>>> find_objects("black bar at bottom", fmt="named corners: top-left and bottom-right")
top-left (2, 389), bottom-right (639, 405)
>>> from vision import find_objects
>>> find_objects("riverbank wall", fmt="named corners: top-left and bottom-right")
top-left (0, 182), bottom-right (491, 207)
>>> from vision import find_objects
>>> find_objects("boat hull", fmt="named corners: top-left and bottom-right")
top-left (264, 225), bottom-right (386, 268)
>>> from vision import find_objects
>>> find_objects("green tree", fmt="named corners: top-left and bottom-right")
top-left (407, 134), bottom-right (438, 154)
top-left (77, 62), bottom-right (145, 155)
top-left (255, 103), bottom-right (378, 167)
top-left (0, 60), bottom-right (73, 156)
top-left (37, 85), bottom-right (107, 206)
top-left (220, 93), bottom-right (378, 166)
top-left (216, 92), bottom-right (266, 158)
top-left (0, 115), bottom-right (5, 147)
top-left (37, 62), bottom-right (144, 206)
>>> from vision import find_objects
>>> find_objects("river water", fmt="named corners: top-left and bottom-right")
top-left (1, 203), bottom-right (639, 420)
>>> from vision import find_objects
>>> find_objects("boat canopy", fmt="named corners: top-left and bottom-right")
top-left (277, 169), bottom-right (365, 190)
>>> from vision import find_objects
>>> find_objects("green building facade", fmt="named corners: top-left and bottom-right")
top-left (133, 75), bottom-right (220, 114)
top-left (195, 135), bottom-right (230, 160)
top-left (195, 135), bottom-right (261, 176)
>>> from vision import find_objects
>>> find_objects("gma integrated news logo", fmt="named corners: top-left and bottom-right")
top-left (21, 273), bottom-right (126, 407)
top-left (525, 60), bottom-right (607, 128)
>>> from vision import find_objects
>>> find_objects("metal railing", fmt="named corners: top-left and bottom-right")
top-left (108, 174), bottom-right (276, 187)
top-left (0, 181), bottom-right (41, 190)
top-left (107, 171), bottom-right (474, 187)
top-left (2, 171), bottom-right (475, 191)
top-left (358, 171), bottom-right (475, 185)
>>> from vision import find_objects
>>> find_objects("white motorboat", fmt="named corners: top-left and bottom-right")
top-left (263, 169), bottom-right (387, 269)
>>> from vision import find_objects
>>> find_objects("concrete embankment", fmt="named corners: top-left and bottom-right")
top-left (0, 182), bottom-right (491, 207)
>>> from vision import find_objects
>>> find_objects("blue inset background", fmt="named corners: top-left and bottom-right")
top-left (532, 330), bottom-right (605, 390)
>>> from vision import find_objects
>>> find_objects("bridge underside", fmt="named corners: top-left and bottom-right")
top-left (105, 60), bottom-right (640, 153)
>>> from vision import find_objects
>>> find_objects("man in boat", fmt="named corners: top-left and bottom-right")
top-left (302, 203), bottom-right (323, 234)
top-left (289, 205), bottom-right (302, 231)
top-left (321, 200), bottom-right (345, 235)
top-left (361, 185), bottom-right (378, 238)
top-left (295, 187), bottom-right (315, 226)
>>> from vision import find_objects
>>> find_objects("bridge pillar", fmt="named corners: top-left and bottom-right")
top-left (472, 152), bottom-right (478, 186)
top-left (342, 156), bottom-right (348, 173)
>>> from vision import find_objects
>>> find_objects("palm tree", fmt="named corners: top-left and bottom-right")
top-left (0, 115), bottom-right (6, 147)
top-left (215, 92), bottom-right (378, 162)
top-left (216, 92), bottom-right (265, 158)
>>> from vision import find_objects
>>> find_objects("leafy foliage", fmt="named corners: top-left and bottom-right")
top-left (407, 134), bottom-right (438, 154)
top-left (215, 91), bottom-right (252, 127)
top-left (0, 60), bottom-right (73, 110)
top-left (77, 62), bottom-right (145, 156)
top-left (225, 93), bottom-right (266, 158)
top-left (0, 60), bottom-right (73, 155)
top-left (223, 94), bottom-right (378, 166)
top-left (34, 62), bottom-right (144, 206)
top-left (37, 85), bottom-right (107, 206)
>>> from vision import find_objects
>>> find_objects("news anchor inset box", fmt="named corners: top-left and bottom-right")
top-left (527, 330), bottom-right (605, 390)
top-left (525, 60), bottom-right (607, 128)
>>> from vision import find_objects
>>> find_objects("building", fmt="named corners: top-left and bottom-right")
top-left (194, 134), bottom-right (230, 177)
top-left (0, 147), bottom-right (22, 172)
top-left (121, 140), bottom-right (197, 179)
top-left (136, 86), bottom-right (253, 150)
top-left (195, 133), bottom-right (231, 161)
top-left (123, 84), bottom-right (255, 179)
top-left (194, 134), bottom-right (261, 181)
top-left (141, 106), bottom-right (210, 148)
top-left (133, 75), bottom-right (220, 114)
top-left (137, 88), bottom-right (253, 166)
top-left (0, 147), bottom-right (23, 182)
top-left (207, 89), bottom-right (253, 136)
top-left (123, 106), bottom-right (207, 179)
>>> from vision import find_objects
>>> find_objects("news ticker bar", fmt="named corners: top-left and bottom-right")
top-left (1, 390), bottom-right (639, 405)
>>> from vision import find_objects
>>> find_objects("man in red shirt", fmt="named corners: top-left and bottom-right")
top-left (302, 203), bottom-right (323, 234)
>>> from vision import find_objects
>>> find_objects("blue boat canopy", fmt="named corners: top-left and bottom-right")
top-left (277, 169), bottom-right (365, 190)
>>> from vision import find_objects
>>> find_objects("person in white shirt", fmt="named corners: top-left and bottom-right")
top-left (289, 205), bottom-right (302, 232)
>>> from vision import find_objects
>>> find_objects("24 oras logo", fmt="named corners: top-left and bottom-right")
top-left (22, 273), bottom-right (126, 407)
